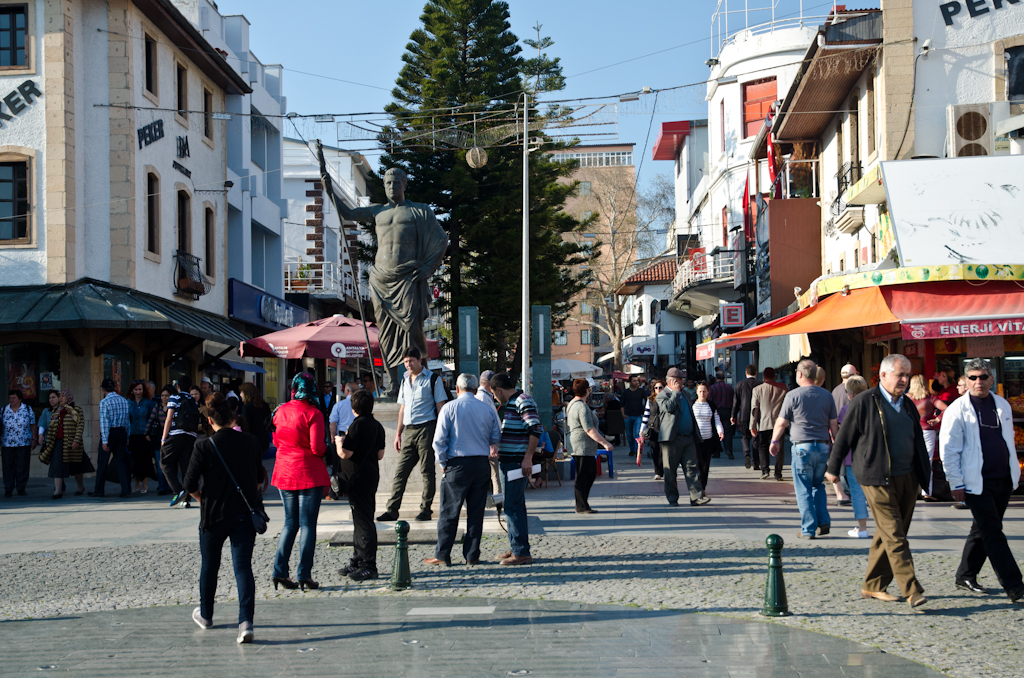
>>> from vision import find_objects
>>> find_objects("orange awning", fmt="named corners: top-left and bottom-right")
top-left (716, 287), bottom-right (899, 349)
top-left (717, 280), bottom-right (1024, 348)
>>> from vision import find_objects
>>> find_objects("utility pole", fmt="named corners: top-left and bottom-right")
top-left (521, 92), bottom-right (531, 394)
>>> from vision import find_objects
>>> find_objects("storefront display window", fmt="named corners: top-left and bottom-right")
top-left (0, 343), bottom-right (60, 406)
top-left (263, 359), bottom-right (278, 408)
top-left (102, 344), bottom-right (135, 395)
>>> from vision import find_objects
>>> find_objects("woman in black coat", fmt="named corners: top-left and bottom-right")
top-left (183, 393), bottom-right (268, 644)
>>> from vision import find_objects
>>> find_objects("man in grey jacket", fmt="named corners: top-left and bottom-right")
top-left (657, 367), bottom-right (710, 507)
top-left (939, 358), bottom-right (1023, 604)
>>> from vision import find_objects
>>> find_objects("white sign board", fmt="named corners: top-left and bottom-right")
top-left (881, 156), bottom-right (1024, 266)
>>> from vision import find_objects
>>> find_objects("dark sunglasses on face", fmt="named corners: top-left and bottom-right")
top-left (967, 374), bottom-right (991, 381)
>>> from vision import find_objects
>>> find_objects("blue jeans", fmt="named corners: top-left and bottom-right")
top-left (274, 487), bottom-right (323, 581)
top-left (499, 461), bottom-right (530, 557)
top-left (845, 464), bottom-right (869, 521)
top-left (792, 442), bottom-right (831, 536)
top-left (153, 443), bottom-right (172, 492)
top-left (624, 416), bottom-right (642, 455)
top-left (199, 513), bottom-right (256, 624)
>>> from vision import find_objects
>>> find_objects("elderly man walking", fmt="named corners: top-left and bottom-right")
top-left (657, 367), bottom-right (709, 507)
top-left (709, 371), bottom-right (735, 459)
top-left (939, 358), bottom-right (1023, 604)
top-left (833, 364), bottom-right (858, 414)
top-left (827, 354), bottom-right (930, 609)
top-left (750, 367), bottom-right (788, 481)
top-left (424, 374), bottom-right (502, 567)
top-left (492, 372), bottom-right (543, 565)
top-left (770, 360), bottom-right (837, 538)
top-left (93, 378), bottom-right (132, 499)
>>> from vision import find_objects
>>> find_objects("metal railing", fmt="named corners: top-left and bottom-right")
top-left (173, 251), bottom-right (213, 300)
top-left (711, 0), bottom-right (833, 58)
top-left (284, 261), bottom-right (363, 299)
top-left (673, 250), bottom-right (737, 294)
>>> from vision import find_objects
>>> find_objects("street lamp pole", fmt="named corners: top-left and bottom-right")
top-left (521, 91), bottom-right (531, 395)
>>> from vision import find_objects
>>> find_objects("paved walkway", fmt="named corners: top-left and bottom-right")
top-left (4, 597), bottom-right (943, 678)
top-left (2, 442), bottom-right (1022, 678)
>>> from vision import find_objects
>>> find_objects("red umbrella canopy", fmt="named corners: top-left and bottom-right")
top-left (611, 371), bottom-right (630, 380)
top-left (240, 316), bottom-right (439, 360)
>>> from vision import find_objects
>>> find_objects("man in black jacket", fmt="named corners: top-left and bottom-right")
top-left (826, 354), bottom-right (931, 609)
top-left (731, 364), bottom-right (760, 470)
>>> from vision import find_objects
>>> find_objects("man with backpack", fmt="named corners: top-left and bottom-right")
top-left (160, 376), bottom-right (201, 508)
top-left (377, 347), bottom-right (448, 522)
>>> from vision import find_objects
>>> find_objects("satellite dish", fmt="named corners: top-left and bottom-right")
top-left (466, 147), bottom-right (488, 169)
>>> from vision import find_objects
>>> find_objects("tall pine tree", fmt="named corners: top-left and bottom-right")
top-left (375, 0), bottom-right (591, 373)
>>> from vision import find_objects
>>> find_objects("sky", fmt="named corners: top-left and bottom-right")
top-left (216, 0), bottom-right (842, 191)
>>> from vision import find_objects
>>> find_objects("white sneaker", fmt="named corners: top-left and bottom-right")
top-left (191, 607), bottom-right (211, 630)
top-left (237, 621), bottom-right (254, 644)
top-left (653, 475), bottom-right (662, 480)
top-left (848, 528), bottom-right (869, 539)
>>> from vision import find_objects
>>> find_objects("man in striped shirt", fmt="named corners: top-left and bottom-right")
top-left (91, 378), bottom-right (132, 498)
top-left (491, 372), bottom-right (543, 566)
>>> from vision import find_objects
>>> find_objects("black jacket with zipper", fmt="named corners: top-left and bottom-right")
top-left (827, 387), bottom-right (930, 488)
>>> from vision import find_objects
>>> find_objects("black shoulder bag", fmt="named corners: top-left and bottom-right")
top-left (209, 438), bottom-right (270, 534)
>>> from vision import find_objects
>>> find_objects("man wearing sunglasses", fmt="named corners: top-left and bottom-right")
top-left (938, 358), bottom-right (1023, 605)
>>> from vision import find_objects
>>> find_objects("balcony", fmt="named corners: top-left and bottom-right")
top-left (284, 262), bottom-right (364, 302)
top-left (831, 162), bottom-right (865, 234)
top-left (174, 251), bottom-right (213, 300)
top-left (672, 250), bottom-right (736, 295)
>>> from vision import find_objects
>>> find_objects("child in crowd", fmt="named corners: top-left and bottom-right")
top-left (336, 390), bottom-right (386, 581)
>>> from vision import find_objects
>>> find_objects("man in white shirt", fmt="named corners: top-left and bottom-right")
top-left (329, 383), bottom-right (359, 439)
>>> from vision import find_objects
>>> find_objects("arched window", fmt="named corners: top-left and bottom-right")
top-left (650, 300), bottom-right (659, 326)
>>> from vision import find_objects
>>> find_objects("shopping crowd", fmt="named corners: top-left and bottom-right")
top-left (2, 349), bottom-right (1021, 645)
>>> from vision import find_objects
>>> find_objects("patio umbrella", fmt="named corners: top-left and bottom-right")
top-left (239, 315), bottom-right (439, 361)
top-left (548, 358), bottom-right (602, 380)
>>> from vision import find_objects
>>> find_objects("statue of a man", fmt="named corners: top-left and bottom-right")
top-left (317, 143), bottom-right (448, 396)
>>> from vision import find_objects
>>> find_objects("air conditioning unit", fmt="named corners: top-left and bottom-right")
top-left (947, 104), bottom-right (993, 157)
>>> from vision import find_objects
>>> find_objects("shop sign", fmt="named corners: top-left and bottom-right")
top-left (137, 119), bottom-right (165, 148)
top-left (720, 303), bottom-right (744, 328)
top-left (0, 80), bottom-right (42, 129)
top-left (696, 341), bottom-right (716, 361)
top-left (967, 336), bottom-right (1006, 358)
top-left (690, 248), bottom-right (707, 275)
top-left (903, 317), bottom-right (1024, 340)
top-left (940, 0), bottom-right (1018, 27)
top-left (228, 278), bottom-right (309, 331)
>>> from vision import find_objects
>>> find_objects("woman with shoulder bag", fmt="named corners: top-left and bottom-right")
top-left (566, 379), bottom-right (613, 514)
top-left (39, 390), bottom-right (92, 497)
top-left (640, 380), bottom-right (666, 480)
top-left (183, 393), bottom-right (269, 644)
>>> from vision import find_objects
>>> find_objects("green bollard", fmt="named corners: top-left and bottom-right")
top-left (761, 534), bottom-right (792, 617)
top-left (390, 521), bottom-right (412, 591)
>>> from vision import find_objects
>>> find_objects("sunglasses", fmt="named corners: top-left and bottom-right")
top-left (654, 386), bottom-right (664, 391)
top-left (966, 374), bottom-right (991, 381)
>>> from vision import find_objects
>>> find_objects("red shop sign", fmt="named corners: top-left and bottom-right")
top-left (695, 341), bottom-right (716, 361)
top-left (902, 318), bottom-right (1024, 340)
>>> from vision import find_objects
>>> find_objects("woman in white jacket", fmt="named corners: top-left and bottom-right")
top-left (938, 358), bottom-right (1023, 604)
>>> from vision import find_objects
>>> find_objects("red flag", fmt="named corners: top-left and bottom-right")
top-left (767, 126), bottom-right (781, 199)
top-left (742, 170), bottom-right (751, 241)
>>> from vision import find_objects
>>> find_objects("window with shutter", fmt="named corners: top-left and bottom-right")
top-left (742, 78), bottom-right (776, 138)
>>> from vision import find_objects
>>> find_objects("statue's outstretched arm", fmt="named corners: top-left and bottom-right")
top-left (317, 139), bottom-right (357, 221)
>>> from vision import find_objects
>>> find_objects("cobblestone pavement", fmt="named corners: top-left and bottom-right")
top-left (3, 446), bottom-right (1023, 678)
top-left (1, 534), bottom-right (1021, 678)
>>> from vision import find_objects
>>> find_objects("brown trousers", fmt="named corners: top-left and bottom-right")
top-left (861, 473), bottom-right (925, 598)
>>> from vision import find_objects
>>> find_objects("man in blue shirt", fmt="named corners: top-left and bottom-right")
top-left (656, 367), bottom-right (709, 506)
top-left (424, 373), bottom-right (502, 566)
top-left (379, 347), bottom-right (448, 522)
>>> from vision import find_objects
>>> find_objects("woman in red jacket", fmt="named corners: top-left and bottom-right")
top-left (271, 373), bottom-right (329, 591)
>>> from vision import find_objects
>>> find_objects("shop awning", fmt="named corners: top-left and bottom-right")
top-left (0, 278), bottom-right (249, 346)
top-left (221, 357), bottom-right (266, 374)
top-left (716, 281), bottom-right (1024, 346)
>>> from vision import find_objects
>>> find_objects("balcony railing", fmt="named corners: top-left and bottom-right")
top-left (173, 251), bottom-right (213, 300)
top-left (673, 250), bottom-right (736, 294)
top-left (284, 261), bottom-right (364, 300)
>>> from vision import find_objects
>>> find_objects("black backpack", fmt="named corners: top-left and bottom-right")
top-left (173, 393), bottom-right (200, 433)
top-left (429, 372), bottom-right (455, 403)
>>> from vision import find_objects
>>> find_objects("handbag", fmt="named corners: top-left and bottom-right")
top-left (209, 437), bottom-right (270, 534)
